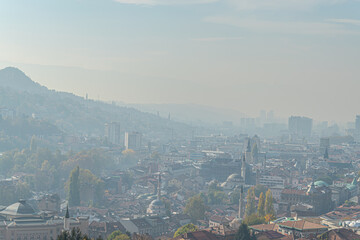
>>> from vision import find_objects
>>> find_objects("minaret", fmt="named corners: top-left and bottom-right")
top-left (357, 178), bottom-right (360, 205)
top-left (157, 173), bottom-right (161, 200)
top-left (64, 205), bottom-right (70, 231)
top-left (239, 185), bottom-right (244, 219)
top-left (241, 154), bottom-right (246, 181)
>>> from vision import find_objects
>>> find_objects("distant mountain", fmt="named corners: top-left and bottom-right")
top-left (123, 103), bottom-right (245, 126)
top-left (0, 67), bottom-right (48, 94)
top-left (0, 67), bottom-right (195, 141)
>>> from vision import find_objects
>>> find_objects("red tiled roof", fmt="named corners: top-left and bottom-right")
top-left (281, 189), bottom-right (306, 195)
top-left (249, 223), bottom-right (277, 232)
top-left (320, 228), bottom-right (360, 240)
top-left (255, 230), bottom-right (286, 239)
top-left (278, 220), bottom-right (328, 231)
top-left (183, 230), bottom-right (220, 240)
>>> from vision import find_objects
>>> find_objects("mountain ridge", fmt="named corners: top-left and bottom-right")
top-left (0, 67), bottom-right (48, 94)
top-left (0, 67), bottom-right (196, 142)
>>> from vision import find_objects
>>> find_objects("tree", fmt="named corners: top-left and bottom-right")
top-left (243, 213), bottom-right (266, 226)
top-left (68, 166), bottom-right (80, 207)
top-left (234, 223), bottom-right (255, 240)
top-left (245, 187), bottom-right (256, 217)
top-left (79, 169), bottom-right (105, 206)
top-left (208, 181), bottom-right (222, 192)
top-left (265, 189), bottom-right (275, 217)
top-left (207, 190), bottom-right (226, 205)
top-left (30, 135), bottom-right (37, 152)
top-left (257, 192), bottom-right (265, 217)
top-left (184, 195), bottom-right (206, 222)
top-left (174, 223), bottom-right (198, 237)
top-left (254, 184), bottom-right (268, 198)
top-left (113, 235), bottom-right (130, 240)
top-left (107, 231), bottom-right (130, 240)
top-left (132, 233), bottom-right (152, 240)
top-left (264, 214), bottom-right (275, 223)
top-left (57, 228), bottom-right (94, 240)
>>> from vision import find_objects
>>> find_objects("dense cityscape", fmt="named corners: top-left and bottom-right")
top-left (1, 0), bottom-right (360, 239)
top-left (0, 67), bottom-right (360, 240)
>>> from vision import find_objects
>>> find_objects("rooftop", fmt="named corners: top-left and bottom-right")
top-left (278, 220), bottom-right (328, 231)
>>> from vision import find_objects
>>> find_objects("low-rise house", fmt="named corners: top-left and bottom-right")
top-left (277, 220), bottom-right (328, 239)
top-left (120, 216), bottom-right (168, 237)
top-left (317, 228), bottom-right (360, 240)
top-left (88, 221), bottom-right (127, 239)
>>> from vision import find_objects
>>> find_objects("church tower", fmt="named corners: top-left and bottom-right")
top-left (64, 205), bottom-right (70, 231)
top-left (245, 139), bottom-right (253, 163)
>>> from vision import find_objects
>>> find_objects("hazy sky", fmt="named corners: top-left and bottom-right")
top-left (0, 0), bottom-right (359, 122)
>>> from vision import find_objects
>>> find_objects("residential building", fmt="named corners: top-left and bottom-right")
top-left (288, 116), bottom-right (313, 138)
top-left (125, 132), bottom-right (142, 150)
top-left (105, 122), bottom-right (121, 145)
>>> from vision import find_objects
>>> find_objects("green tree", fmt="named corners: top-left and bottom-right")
top-left (265, 189), bottom-right (275, 217)
top-left (207, 190), bottom-right (226, 205)
top-left (107, 231), bottom-right (129, 240)
top-left (132, 234), bottom-right (152, 240)
top-left (257, 192), bottom-right (265, 217)
top-left (57, 228), bottom-right (93, 240)
top-left (254, 184), bottom-right (268, 198)
top-left (243, 213), bottom-right (265, 226)
top-left (245, 187), bottom-right (256, 217)
top-left (113, 235), bottom-right (130, 240)
top-left (15, 181), bottom-right (31, 200)
top-left (234, 223), bottom-right (255, 240)
top-left (68, 166), bottom-right (80, 207)
top-left (174, 223), bottom-right (198, 237)
top-left (184, 195), bottom-right (206, 222)
top-left (78, 169), bottom-right (105, 206)
top-left (208, 181), bottom-right (222, 192)
top-left (30, 135), bottom-right (37, 152)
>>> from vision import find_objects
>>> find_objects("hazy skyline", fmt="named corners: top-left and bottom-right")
top-left (0, 0), bottom-right (360, 122)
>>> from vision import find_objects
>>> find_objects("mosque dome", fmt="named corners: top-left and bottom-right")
top-left (147, 198), bottom-right (166, 216)
top-left (221, 174), bottom-right (244, 191)
top-left (149, 199), bottom-right (164, 207)
top-left (314, 181), bottom-right (329, 188)
top-left (0, 200), bottom-right (36, 217)
top-left (227, 174), bottom-right (241, 182)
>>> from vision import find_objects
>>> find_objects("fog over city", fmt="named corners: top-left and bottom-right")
top-left (1, 0), bottom-right (360, 122)
top-left (0, 1), bottom-right (360, 240)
